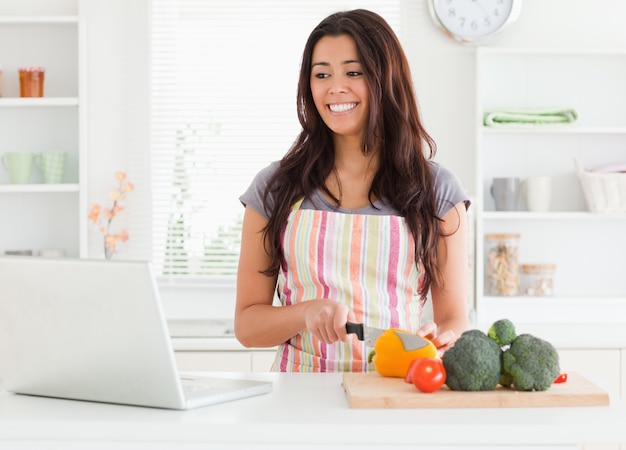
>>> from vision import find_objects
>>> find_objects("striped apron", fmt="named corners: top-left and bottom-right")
top-left (272, 199), bottom-right (424, 372)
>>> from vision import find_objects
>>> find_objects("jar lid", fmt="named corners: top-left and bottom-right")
top-left (485, 233), bottom-right (521, 239)
top-left (18, 66), bottom-right (45, 73)
top-left (521, 264), bottom-right (557, 271)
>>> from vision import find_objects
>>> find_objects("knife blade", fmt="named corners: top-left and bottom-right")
top-left (345, 322), bottom-right (383, 346)
top-left (345, 322), bottom-right (431, 349)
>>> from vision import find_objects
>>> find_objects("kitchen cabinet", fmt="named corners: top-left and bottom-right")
top-left (174, 351), bottom-right (251, 372)
top-left (251, 350), bottom-right (276, 372)
top-left (558, 349), bottom-right (622, 401)
top-left (174, 350), bottom-right (276, 372)
top-left (622, 349), bottom-right (626, 400)
top-left (474, 48), bottom-right (626, 325)
top-left (0, 0), bottom-right (85, 258)
top-left (585, 445), bottom-right (621, 450)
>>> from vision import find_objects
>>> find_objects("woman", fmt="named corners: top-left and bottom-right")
top-left (235, 9), bottom-right (470, 372)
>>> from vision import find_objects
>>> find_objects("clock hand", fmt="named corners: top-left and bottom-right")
top-left (472, 0), bottom-right (490, 17)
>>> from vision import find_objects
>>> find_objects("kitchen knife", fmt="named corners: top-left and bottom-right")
top-left (345, 322), bottom-right (431, 349)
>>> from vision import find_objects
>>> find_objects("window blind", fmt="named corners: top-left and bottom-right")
top-left (150, 0), bottom-right (402, 281)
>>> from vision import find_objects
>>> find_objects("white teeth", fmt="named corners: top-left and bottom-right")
top-left (329, 103), bottom-right (357, 113)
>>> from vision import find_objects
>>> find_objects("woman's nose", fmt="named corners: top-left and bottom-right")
top-left (329, 77), bottom-right (348, 94)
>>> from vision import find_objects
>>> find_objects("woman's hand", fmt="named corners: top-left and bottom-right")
top-left (417, 322), bottom-right (457, 356)
top-left (304, 299), bottom-right (355, 344)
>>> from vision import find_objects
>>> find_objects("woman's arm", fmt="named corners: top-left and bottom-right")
top-left (425, 201), bottom-right (471, 351)
top-left (234, 206), bottom-right (352, 347)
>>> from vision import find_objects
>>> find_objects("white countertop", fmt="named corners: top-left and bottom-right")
top-left (1, 372), bottom-right (625, 448)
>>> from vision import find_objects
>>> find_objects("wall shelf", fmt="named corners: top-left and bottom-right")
top-left (0, 184), bottom-right (79, 194)
top-left (482, 126), bottom-right (626, 135)
top-left (474, 47), bottom-right (626, 325)
top-left (0, 15), bottom-right (78, 24)
top-left (0, 0), bottom-right (84, 258)
top-left (479, 296), bottom-right (626, 325)
top-left (0, 97), bottom-right (79, 107)
top-left (482, 211), bottom-right (626, 220)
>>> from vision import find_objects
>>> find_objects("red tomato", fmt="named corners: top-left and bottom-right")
top-left (554, 373), bottom-right (568, 384)
top-left (406, 357), bottom-right (446, 393)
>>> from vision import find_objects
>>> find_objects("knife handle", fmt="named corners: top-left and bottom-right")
top-left (345, 322), bottom-right (364, 341)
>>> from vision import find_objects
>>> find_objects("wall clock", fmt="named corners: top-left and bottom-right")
top-left (429, 0), bottom-right (522, 44)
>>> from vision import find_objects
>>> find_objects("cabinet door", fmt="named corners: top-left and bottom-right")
top-left (174, 351), bottom-right (251, 372)
top-left (558, 349), bottom-right (621, 398)
top-left (251, 351), bottom-right (276, 372)
top-left (583, 445), bottom-right (620, 450)
top-left (622, 349), bottom-right (626, 401)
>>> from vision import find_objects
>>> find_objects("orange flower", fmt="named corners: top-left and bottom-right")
top-left (89, 172), bottom-right (134, 259)
top-left (88, 204), bottom-right (101, 223)
top-left (109, 188), bottom-right (123, 201)
top-left (104, 234), bottom-right (118, 246)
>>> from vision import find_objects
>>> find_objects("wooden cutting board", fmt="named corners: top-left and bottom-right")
top-left (342, 372), bottom-right (609, 408)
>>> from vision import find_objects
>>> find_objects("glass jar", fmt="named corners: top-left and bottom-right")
top-left (19, 67), bottom-right (45, 97)
top-left (521, 264), bottom-right (556, 296)
top-left (484, 233), bottom-right (520, 296)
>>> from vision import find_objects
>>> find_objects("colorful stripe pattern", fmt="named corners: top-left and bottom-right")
top-left (273, 206), bottom-right (424, 372)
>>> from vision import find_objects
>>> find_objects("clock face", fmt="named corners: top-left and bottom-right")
top-left (430, 0), bottom-right (520, 43)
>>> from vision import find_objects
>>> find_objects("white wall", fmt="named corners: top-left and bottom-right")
top-left (406, 0), bottom-right (626, 196)
top-left (81, 0), bottom-right (626, 317)
top-left (81, 0), bottom-right (150, 259)
top-left (83, 0), bottom-right (626, 207)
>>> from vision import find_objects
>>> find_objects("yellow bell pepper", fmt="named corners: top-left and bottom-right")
top-left (372, 328), bottom-right (438, 378)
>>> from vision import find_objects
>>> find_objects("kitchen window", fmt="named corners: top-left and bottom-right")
top-left (148, 0), bottom-right (404, 283)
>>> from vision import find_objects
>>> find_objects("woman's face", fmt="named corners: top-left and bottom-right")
top-left (310, 34), bottom-right (369, 141)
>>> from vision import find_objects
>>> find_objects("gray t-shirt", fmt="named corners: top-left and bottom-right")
top-left (240, 160), bottom-right (470, 219)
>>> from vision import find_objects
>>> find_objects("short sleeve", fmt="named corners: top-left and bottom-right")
top-left (430, 162), bottom-right (471, 217)
top-left (239, 161), bottom-right (280, 221)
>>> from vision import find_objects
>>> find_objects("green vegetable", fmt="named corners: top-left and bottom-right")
top-left (488, 318), bottom-right (517, 346)
top-left (442, 318), bottom-right (561, 393)
top-left (442, 329), bottom-right (502, 391)
top-left (501, 333), bottom-right (560, 391)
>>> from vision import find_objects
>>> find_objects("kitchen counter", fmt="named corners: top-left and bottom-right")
top-left (1, 372), bottom-right (625, 448)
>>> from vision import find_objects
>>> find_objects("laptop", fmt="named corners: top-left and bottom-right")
top-left (0, 256), bottom-right (272, 410)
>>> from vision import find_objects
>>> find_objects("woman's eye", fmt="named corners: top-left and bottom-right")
top-left (347, 71), bottom-right (362, 77)
top-left (314, 72), bottom-right (330, 79)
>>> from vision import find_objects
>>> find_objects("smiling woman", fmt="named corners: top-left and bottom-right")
top-left (234, 8), bottom-right (471, 373)
top-left (310, 35), bottom-right (371, 146)
top-left (145, 0), bottom-right (404, 282)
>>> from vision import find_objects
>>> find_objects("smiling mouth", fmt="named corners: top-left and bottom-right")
top-left (328, 102), bottom-right (357, 113)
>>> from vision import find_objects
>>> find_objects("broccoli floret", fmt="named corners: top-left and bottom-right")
top-left (501, 333), bottom-right (560, 391)
top-left (442, 329), bottom-right (502, 391)
top-left (488, 318), bottom-right (517, 346)
top-left (499, 371), bottom-right (514, 388)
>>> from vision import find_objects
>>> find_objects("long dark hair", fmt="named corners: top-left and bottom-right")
top-left (261, 9), bottom-right (442, 301)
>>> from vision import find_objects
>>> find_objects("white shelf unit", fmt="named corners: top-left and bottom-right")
top-left (474, 48), bottom-right (626, 325)
top-left (0, 1), bottom-right (85, 258)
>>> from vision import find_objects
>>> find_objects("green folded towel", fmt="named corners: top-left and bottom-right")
top-left (483, 108), bottom-right (578, 127)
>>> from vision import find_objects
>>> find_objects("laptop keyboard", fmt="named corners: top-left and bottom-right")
top-left (180, 376), bottom-right (221, 395)
top-left (178, 375), bottom-right (270, 402)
